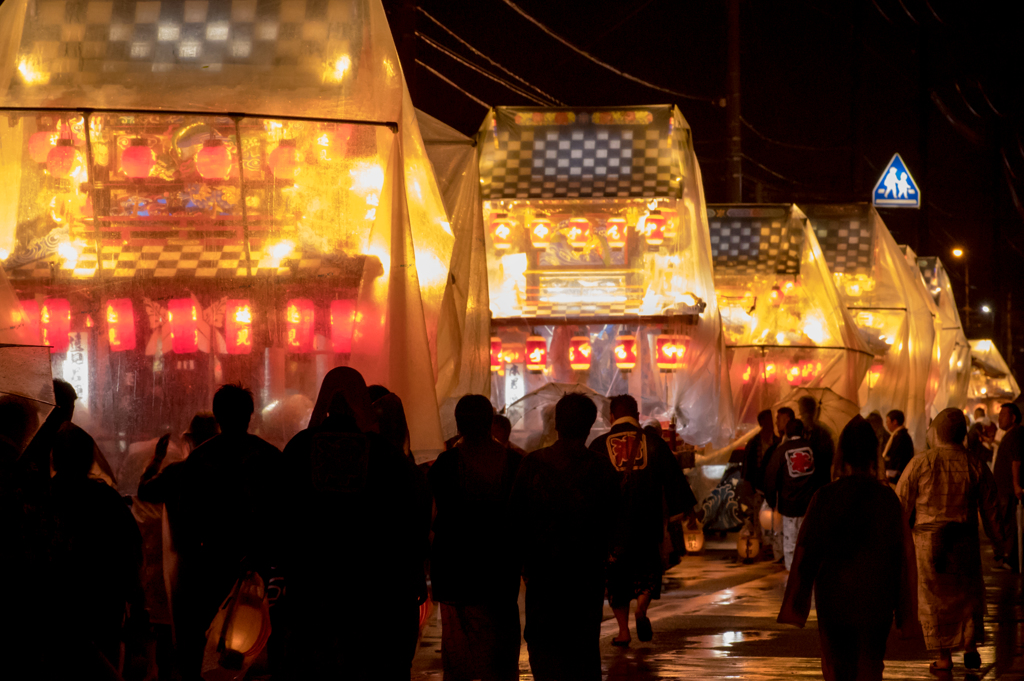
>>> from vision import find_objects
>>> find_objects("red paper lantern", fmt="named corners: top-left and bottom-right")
top-left (786, 364), bottom-right (801, 384)
top-left (567, 218), bottom-right (592, 249)
top-left (18, 299), bottom-right (41, 343)
top-left (569, 336), bottom-right (592, 371)
top-left (105, 298), bottom-right (136, 352)
top-left (40, 298), bottom-right (71, 353)
top-left (28, 130), bottom-right (56, 163)
top-left (316, 125), bottom-right (352, 162)
top-left (224, 300), bottom-right (253, 355)
top-left (285, 299), bottom-right (315, 353)
top-left (490, 213), bottom-right (514, 251)
top-left (47, 139), bottom-right (82, 179)
top-left (605, 218), bottom-right (627, 249)
top-left (196, 139), bottom-right (232, 180)
top-left (167, 298), bottom-right (200, 354)
top-left (764, 362), bottom-right (778, 384)
top-left (490, 337), bottom-right (502, 372)
top-left (614, 335), bottom-right (637, 371)
top-left (330, 300), bottom-right (355, 353)
top-left (655, 335), bottom-right (688, 371)
top-left (644, 212), bottom-right (666, 247)
top-left (768, 285), bottom-right (783, 307)
top-left (122, 139), bottom-right (155, 179)
top-left (530, 218), bottom-right (553, 249)
top-left (741, 365), bottom-right (753, 383)
top-left (268, 139), bottom-right (299, 180)
top-left (526, 336), bottom-right (547, 372)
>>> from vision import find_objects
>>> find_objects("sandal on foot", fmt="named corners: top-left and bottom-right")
top-left (929, 661), bottom-right (953, 675)
top-left (964, 651), bottom-right (981, 669)
top-left (611, 636), bottom-right (631, 648)
top-left (636, 615), bottom-right (653, 642)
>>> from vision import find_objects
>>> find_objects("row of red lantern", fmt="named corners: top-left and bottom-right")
top-left (491, 335), bottom-right (688, 373)
top-left (740, 359), bottom-right (824, 385)
top-left (490, 212), bottom-right (671, 251)
top-left (18, 298), bottom-right (356, 355)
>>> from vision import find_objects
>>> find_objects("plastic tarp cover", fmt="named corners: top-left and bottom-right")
top-left (0, 0), bottom-right (454, 459)
top-left (917, 256), bottom-right (970, 414)
top-left (805, 205), bottom-right (937, 448)
top-left (478, 106), bottom-right (731, 446)
top-left (969, 339), bottom-right (1020, 401)
top-left (709, 204), bottom-right (870, 429)
top-left (416, 109), bottom-right (490, 440)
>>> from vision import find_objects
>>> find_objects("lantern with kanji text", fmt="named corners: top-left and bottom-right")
top-left (40, 298), bottom-right (71, 353)
top-left (285, 299), bottom-right (315, 353)
top-left (224, 300), bottom-right (253, 355)
top-left (330, 300), bottom-right (356, 353)
top-left (530, 218), bottom-right (553, 249)
top-left (490, 213), bottom-right (515, 250)
top-left (614, 335), bottom-right (637, 371)
top-left (605, 217), bottom-right (627, 249)
top-left (490, 337), bottom-right (502, 372)
top-left (567, 218), bottom-right (591, 249)
top-left (526, 336), bottom-right (547, 372)
top-left (655, 335), bottom-right (687, 371)
top-left (643, 211), bottom-right (666, 247)
top-left (569, 336), bottom-right (592, 371)
top-left (167, 298), bottom-right (199, 354)
top-left (105, 299), bottom-right (136, 352)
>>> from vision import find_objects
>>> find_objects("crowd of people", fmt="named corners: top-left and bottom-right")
top-left (2, 370), bottom-right (1022, 681)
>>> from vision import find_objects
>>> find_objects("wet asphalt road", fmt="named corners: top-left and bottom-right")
top-left (412, 539), bottom-right (1024, 680)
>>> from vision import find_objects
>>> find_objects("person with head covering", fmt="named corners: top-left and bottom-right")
top-left (779, 416), bottom-right (915, 681)
top-left (896, 408), bottom-right (1005, 673)
top-left (429, 394), bottom-right (523, 681)
top-left (508, 393), bottom-right (620, 681)
top-left (137, 384), bottom-right (283, 678)
top-left (588, 394), bottom-right (695, 646)
top-left (282, 367), bottom-right (430, 680)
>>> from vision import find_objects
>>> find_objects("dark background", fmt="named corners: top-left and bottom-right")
top-left (382, 0), bottom-right (1024, 371)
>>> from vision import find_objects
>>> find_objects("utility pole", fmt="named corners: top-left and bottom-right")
top-left (726, 0), bottom-right (742, 202)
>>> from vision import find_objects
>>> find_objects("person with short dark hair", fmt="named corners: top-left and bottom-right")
top-left (492, 413), bottom-right (527, 457)
top-left (430, 394), bottom-right (522, 680)
top-left (882, 409), bottom-right (915, 483)
top-left (764, 418), bottom-right (824, 570)
top-left (779, 416), bottom-right (914, 681)
top-left (897, 408), bottom-right (1004, 673)
top-left (798, 396), bottom-right (836, 484)
top-left (509, 393), bottom-right (620, 680)
top-left (776, 407), bottom-right (795, 441)
top-left (137, 383), bottom-right (283, 678)
top-left (589, 394), bottom-right (695, 646)
top-left (744, 409), bottom-right (780, 493)
top-left (995, 402), bottom-right (1024, 570)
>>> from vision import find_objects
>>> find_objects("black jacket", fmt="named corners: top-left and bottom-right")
top-left (884, 428), bottom-right (915, 478)
top-left (764, 436), bottom-right (824, 518)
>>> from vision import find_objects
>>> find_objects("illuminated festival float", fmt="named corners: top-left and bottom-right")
top-left (707, 204), bottom-right (870, 429)
top-left (916, 255), bottom-right (971, 415)
top-left (477, 106), bottom-right (729, 447)
top-left (0, 0), bottom-right (455, 457)
top-left (967, 339), bottom-right (1020, 415)
top-left (804, 204), bottom-right (938, 446)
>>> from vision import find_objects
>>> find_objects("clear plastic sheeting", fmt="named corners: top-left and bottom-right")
top-left (416, 110), bottom-right (490, 440)
top-left (708, 204), bottom-right (870, 429)
top-left (804, 204), bottom-right (937, 447)
top-left (479, 106), bottom-right (729, 446)
top-left (0, 0), bottom-right (455, 465)
top-left (899, 244), bottom-right (943, 422)
top-left (917, 256), bottom-right (970, 414)
top-left (968, 339), bottom-right (1020, 407)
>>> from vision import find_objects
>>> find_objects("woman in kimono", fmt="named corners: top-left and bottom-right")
top-left (896, 408), bottom-right (1005, 673)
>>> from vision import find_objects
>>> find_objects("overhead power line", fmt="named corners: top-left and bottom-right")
top-left (497, 0), bottom-right (718, 105)
top-left (741, 117), bottom-right (850, 151)
top-left (417, 8), bottom-right (564, 106)
top-left (417, 32), bottom-right (551, 106)
top-left (416, 60), bottom-right (490, 109)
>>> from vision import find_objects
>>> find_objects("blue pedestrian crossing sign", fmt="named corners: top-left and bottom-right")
top-left (873, 153), bottom-right (920, 208)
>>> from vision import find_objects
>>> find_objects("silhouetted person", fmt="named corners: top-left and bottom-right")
top-left (138, 384), bottom-right (282, 679)
top-left (897, 408), bottom-right (1004, 672)
top-left (993, 402), bottom-right (1023, 570)
top-left (798, 396), bottom-right (835, 484)
top-left (374, 391), bottom-right (413, 461)
top-left (509, 393), bottom-right (620, 681)
top-left (589, 394), bottom-right (695, 646)
top-left (882, 409), bottom-right (914, 483)
top-left (51, 422), bottom-right (143, 670)
top-left (283, 368), bottom-right (430, 680)
top-left (430, 394), bottom-right (523, 681)
top-left (779, 416), bottom-right (915, 681)
top-left (743, 409), bottom-right (780, 493)
top-left (764, 419), bottom-right (824, 570)
top-left (492, 413), bottom-right (527, 457)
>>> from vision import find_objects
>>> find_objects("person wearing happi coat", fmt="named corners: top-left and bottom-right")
top-left (779, 416), bottom-right (916, 681)
top-left (896, 408), bottom-right (1005, 673)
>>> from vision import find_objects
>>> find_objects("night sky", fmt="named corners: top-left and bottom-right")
top-left (382, 0), bottom-right (1024, 369)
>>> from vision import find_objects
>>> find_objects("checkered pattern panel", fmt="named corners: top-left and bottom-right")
top-left (813, 218), bottom-right (875, 275)
top-left (708, 219), bottom-right (801, 276)
top-left (13, 0), bottom-right (362, 84)
top-left (519, 300), bottom-right (636, 318)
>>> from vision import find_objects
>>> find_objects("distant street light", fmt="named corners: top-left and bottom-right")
top-left (952, 247), bottom-right (964, 258)
top-left (981, 304), bottom-right (992, 314)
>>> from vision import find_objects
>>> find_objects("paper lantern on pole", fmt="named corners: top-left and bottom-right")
top-left (644, 212), bottom-right (666, 247)
top-left (167, 298), bottom-right (199, 354)
top-left (196, 139), bottom-right (232, 180)
top-left (105, 298), bottom-right (137, 352)
top-left (214, 572), bottom-right (271, 671)
top-left (224, 300), bottom-right (253, 355)
top-left (737, 522), bottom-right (761, 562)
top-left (530, 218), bottom-right (553, 249)
top-left (490, 337), bottom-right (502, 372)
top-left (614, 335), bottom-right (637, 371)
top-left (682, 518), bottom-right (704, 554)
top-left (526, 336), bottom-right (547, 372)
top-left (122, 138), bottom-right (155, 179)
top-left (490, 213), bottom-right (514, 250)
top-left (567, 218), bottom-right (591, 249)
top-left (605, 217), bottom-right (627, 249)
top-left (40, 298), bottom-right (71, 353)
top-left (655, 335), bottom-right (687, 371)
top-left (569, 336), bottom-right (592, 371)
top-left (28, 130), bottom-right (56, 163)
top-left (17, 299), bottom-right (41, 343)
top-left (47, 139), bottom-right (82, 179)
top-left (330, 300), bottom-right (355, 353)
top-left (285, 299), bottom-right (315, 353)
top-left (268, 139), bottom-right (299, 181)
